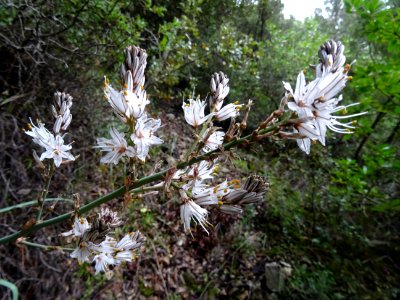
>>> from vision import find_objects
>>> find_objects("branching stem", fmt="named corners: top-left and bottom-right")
top-left (0, 121), bottom-right (284, 245)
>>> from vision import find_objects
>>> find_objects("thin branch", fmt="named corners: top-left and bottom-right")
top-left (0, 198), bottom-right (74, 214)
top-left (36, 0), bottom-right (90, 38)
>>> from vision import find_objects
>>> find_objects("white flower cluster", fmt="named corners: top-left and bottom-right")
top-left (62, 209), bottom-right (145, 274)
top-left (182, 71), bottom-right (241, 152)
top-left (283, 40), bottom-right (367, 154)
top-left (172, 160), bottom-right (267, 234)
top-left (96, 46), bottom-right (163, 163)
top-left (25, 92), bottom-right (75, 167)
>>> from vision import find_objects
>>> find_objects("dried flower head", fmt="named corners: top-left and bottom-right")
top-left (99, 207), bottom-right (123, 228)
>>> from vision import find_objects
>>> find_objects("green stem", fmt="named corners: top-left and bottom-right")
top-left (128, 120), bottom-right (137, 179)
top-left (37, 163), bottom-right (56, 221)
top-left (183, 107), bottom-right (216, 161)
top-left (18, 240), bottom-right (74, 252)
top-left (0, 122), bottom-right (282, 245)
top-left (0, 198), bottom-right (74, 214)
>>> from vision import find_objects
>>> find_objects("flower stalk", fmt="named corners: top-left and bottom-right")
top-left (17, 239), bottom-right (74, 252)
top-left (183, 107), bottom-right (215, 161)
top-left (37, 163), bottom-right (56, 221)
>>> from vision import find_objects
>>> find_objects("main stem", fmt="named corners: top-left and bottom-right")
top-left (0, 122), bottom-right (282, 245)
top-left (128, 119), bottom-right (137, 180)
top-left (37, 163), bottom-right (55, 221)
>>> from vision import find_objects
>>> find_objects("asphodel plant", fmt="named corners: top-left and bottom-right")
top-left (0, 41), bottom-right (366, 275)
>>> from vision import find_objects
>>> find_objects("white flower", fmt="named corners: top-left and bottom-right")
top-left (174, 160), bottom-right (217, 182)
top-left (113, 231), bottom-right (144, 265)
top-left (194, 180), bottom-right (236, 206)
top-left (103, 75), bottom-right (149, 123)
top-left (124, 72), bottom-right (149, 119)
top-left (25, 120), bottom-right (55, 149)
top-left (62, 217), bottom-right (91, 237)
top-left (70, 241), bottom-right (95, 263)
top-left (131, 114), bottom-right (163, 161)
top-left (293, 121), bottom-right (320, 155)
top-left (294, 130), bottom-right (312, 155)
top-left (283, 43), bottom-right (367, 155)
top-left (214, 103), bottom-right (241, 121)
top-left (114, 251), bottom-right (135, 265)
top-left (180, 200), bottom-right (209, 234)
top-left (285, 71), bottom-right (314, 119)
top-left (202, 130), bottom-right (225, 153)
top-left (182, 98), bottom-right (211, 127)
top-left (313, 103), bottom-right (367, 146)
top-left (98, 236), bottom-right (117, 254)
top-left (93, 252), bottom-right (115, 274)
top-left (115, 232), bottom-right (143, 251)
top-left (314, 69), bottom-right (349, 101)
top-left (40, 135), bottom-right (75, 167)
top-left (182, 178), bottom-right (208, 196)
top-left (95, 127), bottom-right (135, 165)
top-left (186, 160), bottom-right (216, 181)
top-left (96, 232), bottom-right (144, 266)
top-left (26, 120), bottom-right (75, 167)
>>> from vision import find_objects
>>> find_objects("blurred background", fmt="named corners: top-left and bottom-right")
top-left (0, 0), bottom-right (399, 298)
